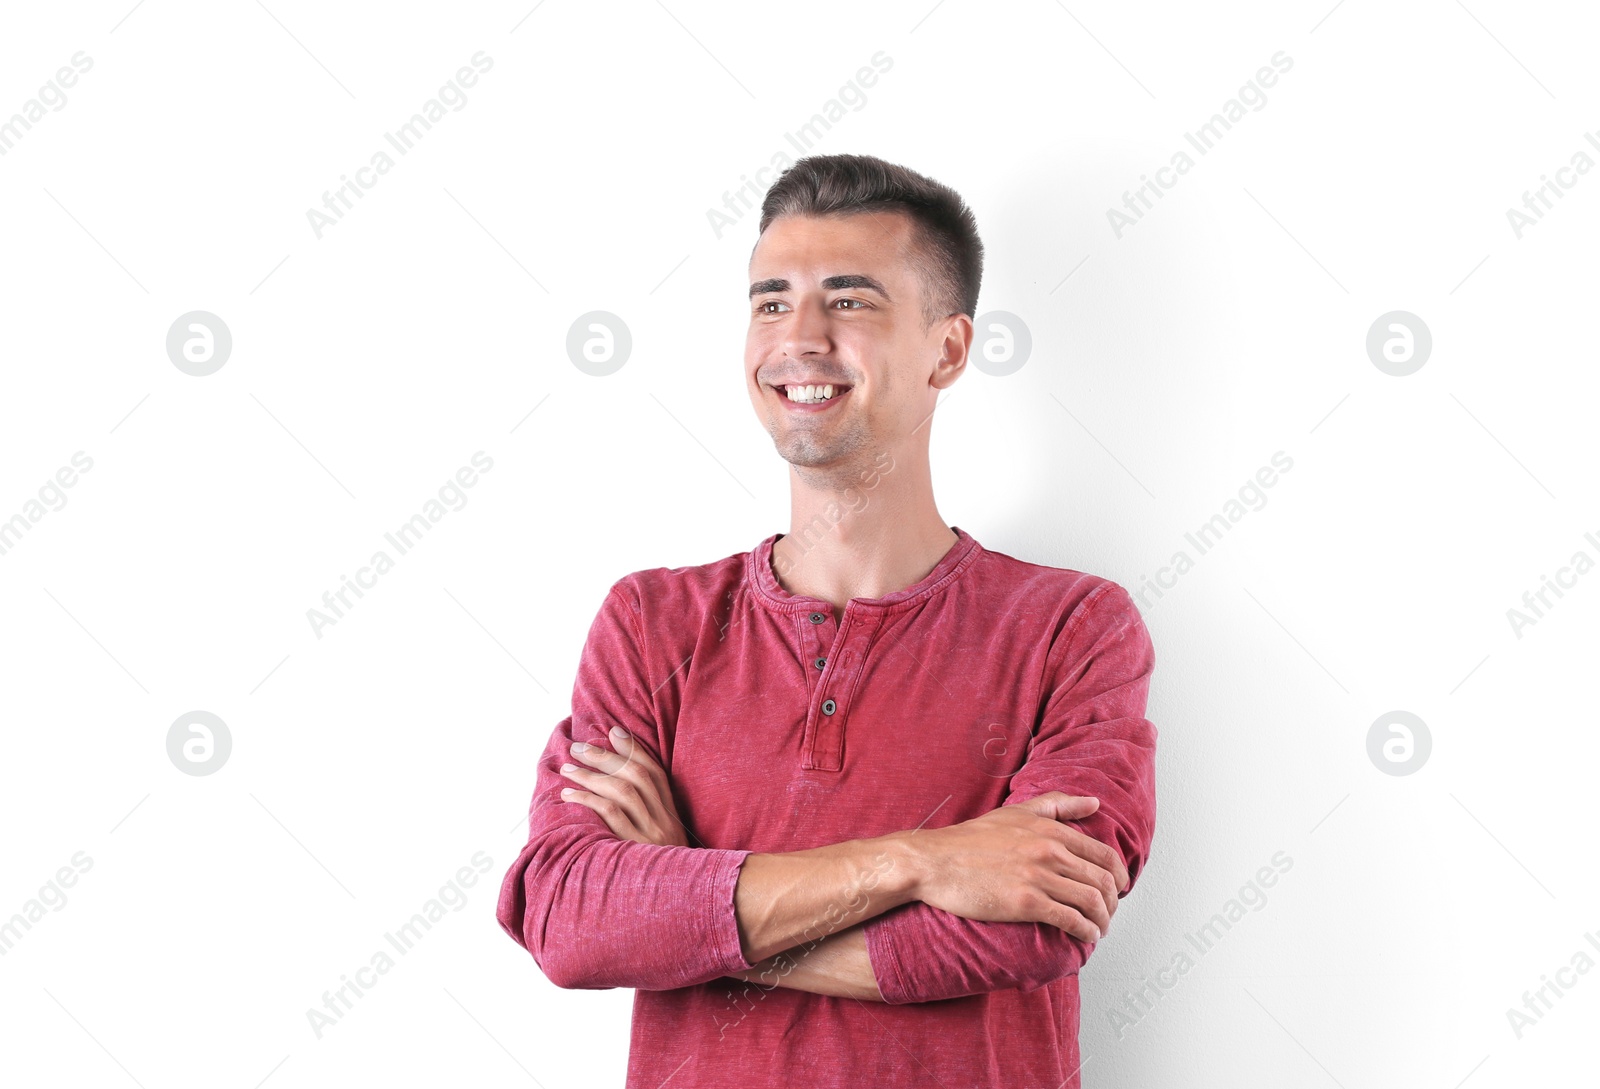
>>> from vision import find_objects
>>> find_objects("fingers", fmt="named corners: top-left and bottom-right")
top-left (1029, 804), bottom-right (1130, 893)
top-left (568, 729), bottom-right (669, 817)
top-left (1059, 827), bottom-right (1129, 893)
top-left (1043, 849), bottom-right (1119, 928)
top-left (559, 786), bottom-right (645, 841)
top-left (570, 726), bottom-right (656, 782)
top-left (560, 758), bottom-right (653, 831)
top-left (571, 727), bottom-right (665, 788)
top-left (1019, 791), bottom-right (1099, 822)
top-left (563, 727), bottom-right (687, 843)
top-left (1034, 893), bottom-right (1103, 943)
top-left (600, 724), bottom-right (653, 770)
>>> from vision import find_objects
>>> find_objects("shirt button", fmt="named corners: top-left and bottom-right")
top-left (821, 698), bottom-right (837, 715)
top-left (814, 656), bottom-right (827, 670)
top-left (808, 612), bottom-right (827, 624)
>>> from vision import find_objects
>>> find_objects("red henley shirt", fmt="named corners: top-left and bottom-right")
top-left (496, 525), bottom-right (1158, 1088)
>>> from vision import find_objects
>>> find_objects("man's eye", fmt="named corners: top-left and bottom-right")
top-left (835, 298), bottom-right (865, 309)
top-left (757, 300), bottom-right (788, 314)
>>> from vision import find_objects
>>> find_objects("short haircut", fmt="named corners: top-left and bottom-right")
top-left (756, 154), bottom-right (984, 328)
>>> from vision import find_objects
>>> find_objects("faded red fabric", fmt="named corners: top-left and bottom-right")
top-left (497, 526), bottom-right (1158, 1088)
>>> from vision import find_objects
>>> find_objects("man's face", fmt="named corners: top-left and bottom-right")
top-left (745, 211), bottom-right (967, 474)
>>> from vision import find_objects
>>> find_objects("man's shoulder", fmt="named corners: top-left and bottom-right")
top-left (973, 546), bottom-right (1153, 670)
top-left (603, 540), bottom-right (753, 614)
top-left (973, 540), bottom-right (1139, 621)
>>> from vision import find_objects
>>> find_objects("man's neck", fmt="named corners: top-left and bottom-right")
top-left (771, 454), bottom-right (956, 614)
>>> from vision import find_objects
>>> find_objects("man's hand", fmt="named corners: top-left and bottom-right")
top-left (902, 792), bottom-right (1128, 944)
top-left (558, 726), bottom-right (690, 847)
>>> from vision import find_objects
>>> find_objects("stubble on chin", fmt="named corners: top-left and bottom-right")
top-left (777, 436), bottom-right (875, 489)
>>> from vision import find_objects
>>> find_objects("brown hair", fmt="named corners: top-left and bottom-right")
top-left (757, 154), bottom-right (984, 328)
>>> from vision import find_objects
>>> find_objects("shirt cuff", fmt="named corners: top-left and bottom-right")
top-left (701, 848), bottom-right (758, 976)
top-left (862, 908), bottom-right (918, 1004)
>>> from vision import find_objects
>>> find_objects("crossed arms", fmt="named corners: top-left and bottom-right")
top-left (495, 579), bottom-right (1157, 1005)
top-left (560, 731), bottom-right (1124, 1001)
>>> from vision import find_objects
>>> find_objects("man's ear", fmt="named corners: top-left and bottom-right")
top-left (932, 313), bottom-right (972, 390)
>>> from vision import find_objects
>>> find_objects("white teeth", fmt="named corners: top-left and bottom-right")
top-left (785, 383), bottom-right (841, 404)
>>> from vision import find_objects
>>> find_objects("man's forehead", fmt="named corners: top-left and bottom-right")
top-left (749, 211), bottom-right (915, 284)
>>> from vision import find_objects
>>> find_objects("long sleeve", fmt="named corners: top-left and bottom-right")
top-left (495, 580), bottom-right (757, 991)
top-left (862, 581), bottom-right (1158, 1005)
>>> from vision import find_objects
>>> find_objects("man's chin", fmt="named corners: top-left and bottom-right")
top-left (782, 455), bottom-right (832, 474)
top-left (767, 418), bottom-right (871, 471)
top-left (776, 446), bottom-right (877, 487)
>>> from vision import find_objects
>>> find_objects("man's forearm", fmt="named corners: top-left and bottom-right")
top-left (733, 790), bottom-right (1124, 971)
top-left (733, 831), bottom-right (920, 964)
top-left (730, 924), bottom-right (883, 1000)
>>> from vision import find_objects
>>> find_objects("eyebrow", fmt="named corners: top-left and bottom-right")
top-left (748, 274), bottom-right (893, 301)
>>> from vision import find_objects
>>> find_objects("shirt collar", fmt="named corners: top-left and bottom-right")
top-left (749, 525), bottom-right (982, 614)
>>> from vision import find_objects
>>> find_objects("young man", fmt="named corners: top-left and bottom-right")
top-left (497, 153), bottom-right (1158, 1088)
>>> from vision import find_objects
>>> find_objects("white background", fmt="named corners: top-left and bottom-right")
top-left (2, 1), bottom-right (1596, 1086)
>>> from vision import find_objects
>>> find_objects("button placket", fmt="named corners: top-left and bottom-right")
top-left (807, 643), bottom-right (848, 770)
top-left (803, 606), bottom-right (880, 772)
top-left (805, 612), bottom-right (834, 672)
top-left (798, 609), bottom-right (836, 743)
top-left (800, 606), bottom-right (838, 770)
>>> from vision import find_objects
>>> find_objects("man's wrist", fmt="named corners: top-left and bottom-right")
top-left (734, 831), bottom-right (926, 963)
top-left (873, 829), bottom-right (932, 908)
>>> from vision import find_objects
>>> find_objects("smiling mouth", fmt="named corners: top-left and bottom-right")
top-left (778, 383), bottom-right (850, 405)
